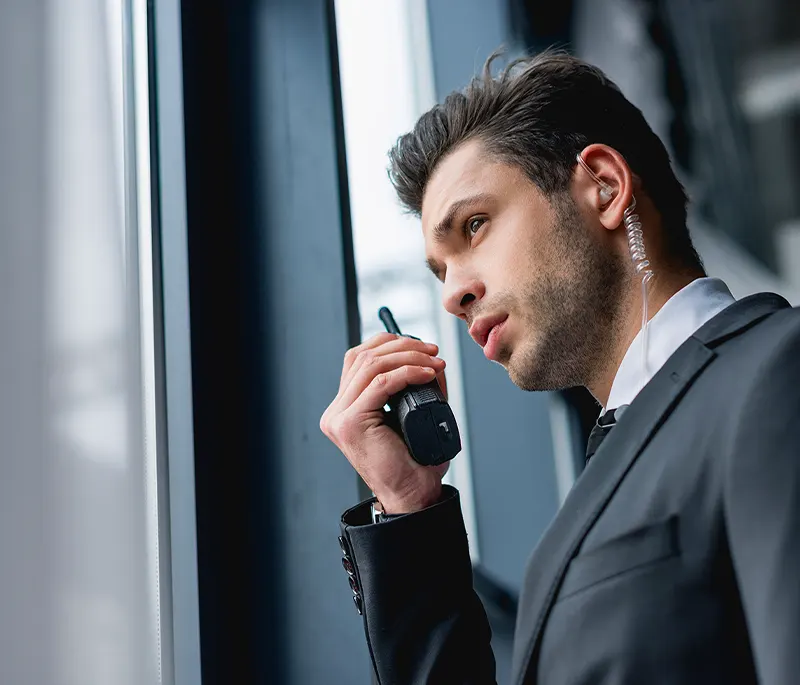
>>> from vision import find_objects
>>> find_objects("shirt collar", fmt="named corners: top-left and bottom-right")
top-left (605, 277), bottom-right (735, 411)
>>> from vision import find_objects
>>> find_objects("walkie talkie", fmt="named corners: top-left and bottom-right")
top-left (378, 307), bottom-right (461, 466)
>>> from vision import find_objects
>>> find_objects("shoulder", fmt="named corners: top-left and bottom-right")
top-left (722, 305), bottom-right (800, 471)
top-left (739, 305), bottom-right (800, 386)
top-left (712, 303), bottom-right (800, 384)
top-left (689, 304), bottom-right (800, 458)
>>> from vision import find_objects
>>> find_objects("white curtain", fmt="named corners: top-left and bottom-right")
top-left (0, 1), bottom-right (167, 683)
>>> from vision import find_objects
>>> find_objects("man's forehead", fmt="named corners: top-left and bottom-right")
top-left (421, 140), bottom-right (492, 228)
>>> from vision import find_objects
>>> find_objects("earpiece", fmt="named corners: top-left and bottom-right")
top-left (575, 153), bottom-right (615, 204)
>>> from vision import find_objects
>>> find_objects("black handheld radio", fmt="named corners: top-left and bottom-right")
top-left (378, 307), bottom-right (461, 466)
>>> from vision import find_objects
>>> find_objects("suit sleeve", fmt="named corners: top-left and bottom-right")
top-left (723, 319), bottom-right (800, 685)
top-left (339, 485), bottom-right (497, 685)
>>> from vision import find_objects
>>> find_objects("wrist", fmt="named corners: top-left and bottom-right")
top-left (378, 482), bottom-right (443, 515)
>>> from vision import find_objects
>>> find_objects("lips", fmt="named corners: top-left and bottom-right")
top-left (469, 314), bottom-right (509, 348)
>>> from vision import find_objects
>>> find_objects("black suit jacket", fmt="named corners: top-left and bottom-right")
top-left (338, 293), bottom-right (800, 684)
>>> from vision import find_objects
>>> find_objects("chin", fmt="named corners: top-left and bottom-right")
top-left (504, 351), bottom-right (534, 390)
top-left (505, 341), bottom-right (560, 392)
top-left (507, 363), bottom-right (537, 391)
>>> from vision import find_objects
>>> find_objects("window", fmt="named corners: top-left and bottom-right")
top-left (335, 0), bottom-right (480, 557)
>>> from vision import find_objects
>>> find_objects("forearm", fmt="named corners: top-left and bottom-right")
top-left (339, 486), bottom-right (497, 685)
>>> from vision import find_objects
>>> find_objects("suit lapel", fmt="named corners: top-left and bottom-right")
top-left (511, 292), bottom-right (791, 685)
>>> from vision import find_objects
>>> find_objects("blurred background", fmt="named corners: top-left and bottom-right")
top-left (1, 0), bottom-right (798, 683)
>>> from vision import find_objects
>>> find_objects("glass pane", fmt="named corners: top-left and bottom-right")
top-left (334, 0), bottom-right (480, 555)
top-left (727, 0), bottom-right (800, 285)
top-left (335, 0), bottom-right (436, 342)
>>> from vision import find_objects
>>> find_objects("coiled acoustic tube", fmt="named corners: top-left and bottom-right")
top-left (623, 196), bottom-right (654, 372)
top-left (575, 153), bottom-right (654, 374)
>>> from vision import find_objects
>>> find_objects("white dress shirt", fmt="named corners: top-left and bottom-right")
top-left (605, 277), bottom-right (736, 411)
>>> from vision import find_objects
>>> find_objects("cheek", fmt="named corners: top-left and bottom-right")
top-left (482, 213), bottom-right (551, 288)
top-left (509, 214), bottom-right (553, 261)
top-left (497, 233), bottom-right (541, 280)
top-left (484, 247), bottom-right (523, 289)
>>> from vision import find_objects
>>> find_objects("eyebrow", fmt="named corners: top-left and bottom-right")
top-left (425, 193), bottom-right (493, 279)
top-left (431, 193), bottom-right (493, 243)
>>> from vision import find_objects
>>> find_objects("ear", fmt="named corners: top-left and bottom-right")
top-left (574, 144), bottom-right (635, 231)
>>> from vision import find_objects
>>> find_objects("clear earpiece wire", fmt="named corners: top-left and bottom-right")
top-left (623, 196), bottom-right (654, 373)
top-left (575, 154), bottom-right (654, 375)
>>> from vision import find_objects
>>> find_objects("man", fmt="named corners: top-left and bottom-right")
top-left (319, 51), bottom-right (800, 684)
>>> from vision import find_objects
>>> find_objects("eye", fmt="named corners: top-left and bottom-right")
top-left (466, 216), bottom-right (487, 238)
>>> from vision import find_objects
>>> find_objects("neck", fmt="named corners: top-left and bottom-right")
top-left (588, 266), bottom-right (703, 407)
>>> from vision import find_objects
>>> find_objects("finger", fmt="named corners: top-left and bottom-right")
top-left (340, 335), bottom-right (439, 393)
top-left (340, 332), bottom-right (398, 386)
top-left (348, 365), bottom-right (440, 417)
top-left (339, 349), bottom-right (445, 409)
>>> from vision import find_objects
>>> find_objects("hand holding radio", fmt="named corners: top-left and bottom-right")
top-left (377, 308), bottom-right (461, 467)
top-left (320, 323), bottom-right (451, 514)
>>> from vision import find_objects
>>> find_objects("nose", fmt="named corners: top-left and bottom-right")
top-left (442, 269), bottom-right (485, 320)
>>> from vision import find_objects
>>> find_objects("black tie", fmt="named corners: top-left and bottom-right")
top-left (585, 405), bottom-right (629, 464)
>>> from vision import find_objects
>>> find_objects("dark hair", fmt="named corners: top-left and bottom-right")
top-left (387, 50), bottom-right (701, 268)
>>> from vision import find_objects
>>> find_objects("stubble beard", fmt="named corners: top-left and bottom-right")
top-left (505, 194), bottom-right (629, 392)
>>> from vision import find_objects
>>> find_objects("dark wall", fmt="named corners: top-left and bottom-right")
top-left (179, 1), bottom-right (367, 682)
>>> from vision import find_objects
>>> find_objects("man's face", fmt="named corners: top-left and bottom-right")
top-left (421, 139), bottom-right (627, 391)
